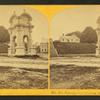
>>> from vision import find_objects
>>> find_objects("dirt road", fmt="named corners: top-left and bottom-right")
top-left (0, 56), bottom-right (48, 69)
top-left (51, 57), bottom-right (100, 67)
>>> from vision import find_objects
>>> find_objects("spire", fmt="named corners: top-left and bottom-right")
top-left (9, 10), bottom-right (17, 23)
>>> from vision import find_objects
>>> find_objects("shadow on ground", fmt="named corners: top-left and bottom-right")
top-left (50, 64), bottom-right (100, 89)
top-left (0, 66), bottom-right (48, 89)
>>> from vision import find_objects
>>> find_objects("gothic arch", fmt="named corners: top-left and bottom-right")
top-left (23, 35), bottom-right (29, 54)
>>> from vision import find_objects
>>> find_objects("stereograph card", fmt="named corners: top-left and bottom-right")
top-left (0, 1), bottom-right (98, 96)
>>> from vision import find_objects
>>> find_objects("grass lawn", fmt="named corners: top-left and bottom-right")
top-left (0, 66), bottom-right (48, 89)
top-left (50, 64), bottom-right (100, 89)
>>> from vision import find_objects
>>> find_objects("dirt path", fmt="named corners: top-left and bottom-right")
top-left (0, 57), bottom-right (48, 69)
top-left (51, 57), bottom-right (100, 67)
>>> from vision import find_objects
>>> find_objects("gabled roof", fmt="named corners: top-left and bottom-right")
top-left (65, 31), bottom-right (81, 38)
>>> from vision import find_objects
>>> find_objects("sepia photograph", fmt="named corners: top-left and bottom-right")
top-left (0, 5), bottom-right (48, 89)
top-left (50, 5), bottom-right (100, 89)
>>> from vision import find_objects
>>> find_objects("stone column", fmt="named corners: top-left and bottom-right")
top-left (15, 30), bottom-right (25, 56)
top-left (96, 29), bottom-right (100, 56)
top-left (96, 17), bottom-right (100, 57)
top-left (8, 31), bottom-right (14, 56)
top-left (28, 37), bottom-right (36, 55)
top-left (28, 29), bottom-right (36, 56)
top-left (8, 37), bottom-right (12, 56)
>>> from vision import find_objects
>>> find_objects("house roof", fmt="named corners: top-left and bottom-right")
top-left (65, 31), bottom-right (81, 38)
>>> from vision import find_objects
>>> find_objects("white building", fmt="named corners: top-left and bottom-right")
top-left (8, 10), bottom-right (36, 56)
top-left (40, 38), bottom-right (48, 53)
top-left (59, 33), bottom-right (80, 43)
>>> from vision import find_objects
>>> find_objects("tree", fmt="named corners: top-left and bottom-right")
top-left (0, 26), bottom-right (10, 43)
top-left (80, 26), bottom-right (97, 43)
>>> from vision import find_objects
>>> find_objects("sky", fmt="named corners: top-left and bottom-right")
top-left (51, 5), bottom-right (100, 40)
top-left (0, 5), bottom-right (100, 43)
top-left (0, 5), bottom-right (48, 44)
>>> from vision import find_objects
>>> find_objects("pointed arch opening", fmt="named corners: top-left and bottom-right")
top-left (23, 35), bottom-right (29, 54)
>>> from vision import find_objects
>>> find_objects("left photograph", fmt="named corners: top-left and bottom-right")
top-left (0, 6), bottom-right (48, 89)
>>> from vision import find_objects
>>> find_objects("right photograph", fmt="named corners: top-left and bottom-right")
top-left (50, 5), bottom-right (100, 89)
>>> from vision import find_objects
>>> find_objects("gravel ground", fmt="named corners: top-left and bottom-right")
top-left (50, 64), bottom-right (100, 89)
top-left (0, 66), bottom-right (48, 89)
